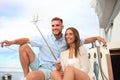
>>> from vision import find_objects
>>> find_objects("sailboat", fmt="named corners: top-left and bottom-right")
top-left (1, 0), bottom-right (120, 80)
top-left (88, 0), bottom-right (120, 80)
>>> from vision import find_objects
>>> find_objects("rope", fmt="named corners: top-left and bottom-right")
top-left (96, 46), bottom-right (108, 80)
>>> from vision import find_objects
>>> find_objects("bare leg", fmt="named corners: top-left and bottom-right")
top-left (63, 66), bottom-right (89, 80)
top-left (63, 66), bottom-right (74, 80)
top-left (19, 44), bottom-right (35, 77)
top-left (19, 44), bottom-right (46, 80)
top-left (26, 71), bottom-right (45, 80)
top-left (51, 70), bottom-right (63, 80)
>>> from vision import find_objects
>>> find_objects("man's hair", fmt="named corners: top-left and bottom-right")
top-left (51, 17), bottom-right (63, 24)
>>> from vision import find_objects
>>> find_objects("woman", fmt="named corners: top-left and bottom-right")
top-left (51, 27), bottom-right (95, 80)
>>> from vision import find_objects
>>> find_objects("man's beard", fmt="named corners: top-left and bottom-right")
top-left (54, 32), bottom-right (62, 37)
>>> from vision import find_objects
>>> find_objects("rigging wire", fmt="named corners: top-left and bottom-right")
top-left (96, 46), bottom-right (108, 80)
top-left (5, 46), bottom-right (18, 52)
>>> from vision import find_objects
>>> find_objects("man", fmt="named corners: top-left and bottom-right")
top-left (0, 17), bottom-right (106, 80)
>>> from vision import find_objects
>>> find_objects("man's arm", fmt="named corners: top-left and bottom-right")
top-left (84, 36), bottom-right (106, 45)
top-left (0, 38), bottom-right (30, 47)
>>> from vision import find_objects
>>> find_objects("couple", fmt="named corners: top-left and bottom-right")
top-left (0, 17), bottom-right (106, 80)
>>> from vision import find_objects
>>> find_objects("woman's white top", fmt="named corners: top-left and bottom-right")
top-left (68, 58), bottom-right (74, 66)
top-left (60, 46), bottom-right (96, 80)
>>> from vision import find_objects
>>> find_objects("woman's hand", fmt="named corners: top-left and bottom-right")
top-left (55, 61), bottom-right (62, 71)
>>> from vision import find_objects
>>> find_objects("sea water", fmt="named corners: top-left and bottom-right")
top-left (0, 72), bottom-right (24, 80)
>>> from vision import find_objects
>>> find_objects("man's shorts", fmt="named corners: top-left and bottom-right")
top-left (30, 55), bottom-right (52, 80)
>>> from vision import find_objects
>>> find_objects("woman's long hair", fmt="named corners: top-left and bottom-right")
top-left (65, 27), bottom-right (81, 57)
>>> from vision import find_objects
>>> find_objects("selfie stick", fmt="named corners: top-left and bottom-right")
top-left (32, 15), bottom-right (57, 61)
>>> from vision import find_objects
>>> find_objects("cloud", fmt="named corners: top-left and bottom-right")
top-left (0, 0), bottom-right (99, 45)
top-left (0, 0), bottom-right (99, 69)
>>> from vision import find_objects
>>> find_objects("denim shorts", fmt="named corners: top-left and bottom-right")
top-left (30, 56), bottom-right (52, 80)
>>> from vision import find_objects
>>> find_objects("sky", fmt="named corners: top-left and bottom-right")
top-left (0, 0), bottom-right (99, 71)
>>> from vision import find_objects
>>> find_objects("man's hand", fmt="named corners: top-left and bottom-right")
top-left (0, 40), bottom-right (13, 47)
top-left (96, 36), bottom-right (106, 45)
top-left (84, 36), bottom-right (106, 45)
